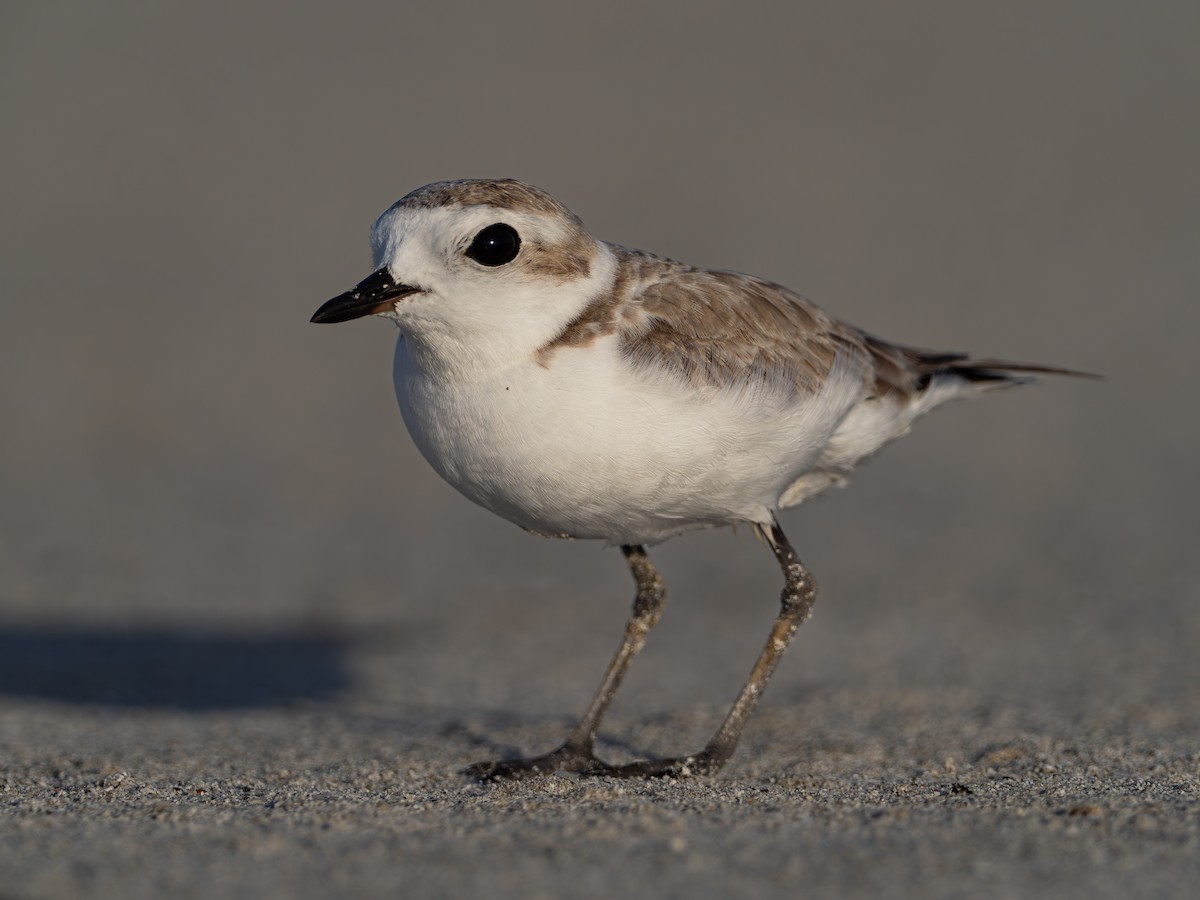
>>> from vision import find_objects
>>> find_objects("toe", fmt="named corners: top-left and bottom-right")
top-left (464, 745), bottom-right (607, 781)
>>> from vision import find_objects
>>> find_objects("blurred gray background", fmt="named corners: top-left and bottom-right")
top-left (1, 2), bottom-right (1197, 898)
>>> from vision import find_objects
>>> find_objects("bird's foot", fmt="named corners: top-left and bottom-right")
top-left (596, 750), bottom-right (726, 779)
top-left (464, 744), bottom-right (610, 781)
top-left (466, 745), bottom-right (726, 781)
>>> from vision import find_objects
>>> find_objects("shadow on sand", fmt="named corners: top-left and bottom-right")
top-left (0, 624), bottom-right (349, 710)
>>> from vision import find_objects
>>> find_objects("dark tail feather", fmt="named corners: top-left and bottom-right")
top-left (861, 333), bottom-right (1098, 397)
top-left (925, 355), bottom-right (1101, 389)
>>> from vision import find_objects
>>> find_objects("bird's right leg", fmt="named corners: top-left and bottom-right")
top-left (465, 544), bottom-right (666, 780)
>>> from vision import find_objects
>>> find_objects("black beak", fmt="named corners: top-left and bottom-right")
top-left (311, 268), bottom-right (422, 324)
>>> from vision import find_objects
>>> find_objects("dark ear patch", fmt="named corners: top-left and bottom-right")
top-left (523, 240), bottom-right (592, 281)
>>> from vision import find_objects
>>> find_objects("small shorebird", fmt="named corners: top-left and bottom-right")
top-left (312, 178), bottom-right (1086, 779)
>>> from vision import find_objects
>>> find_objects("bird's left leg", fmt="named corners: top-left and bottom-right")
top-left (602, 518), bottom-right (817, 777)
top-left (465, 544), bottom-right (666, 780)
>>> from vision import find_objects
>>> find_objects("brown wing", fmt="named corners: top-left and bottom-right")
top-left (613, 248), bottom-right (931, 399)
top-left (538, 246), bottom-right (1091, 397)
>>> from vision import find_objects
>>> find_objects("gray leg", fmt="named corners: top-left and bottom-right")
top-left (465, 545), bottom-right (666, 780)
top-left (605, 518), bottom-right (817, 777)
top-left (467, 521), bottom-right (816, 780)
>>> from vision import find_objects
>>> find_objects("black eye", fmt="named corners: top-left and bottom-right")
top-left (465, 223), bottom-right (521, 267)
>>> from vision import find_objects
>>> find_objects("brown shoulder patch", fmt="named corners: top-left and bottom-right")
top-left (533, 294), bottom-right (619, 368)
top-left (533, 246), bottom-right (663, 366)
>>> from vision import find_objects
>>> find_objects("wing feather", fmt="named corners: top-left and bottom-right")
top-left (613, 248), bottom-right (917, 399)
top-left (539, 245), bottom-right (1092, 398)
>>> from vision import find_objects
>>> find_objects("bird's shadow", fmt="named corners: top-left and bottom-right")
top-left (0, 623), bottom-right (350, 710)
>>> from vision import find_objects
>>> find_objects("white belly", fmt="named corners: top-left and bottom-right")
top-left (393, 334), bottom-right (865, 545)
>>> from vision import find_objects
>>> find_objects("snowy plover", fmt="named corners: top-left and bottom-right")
top-left (312, 178), bottom-right (1086, 779)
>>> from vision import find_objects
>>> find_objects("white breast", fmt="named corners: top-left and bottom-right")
top-left (393, 333), bottom-right (869, 545)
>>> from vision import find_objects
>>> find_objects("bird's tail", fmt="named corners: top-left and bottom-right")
top-left (860, 332), bottom-right (1098, 399)
top-left (919, 353), bottom-right (1100, 390)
